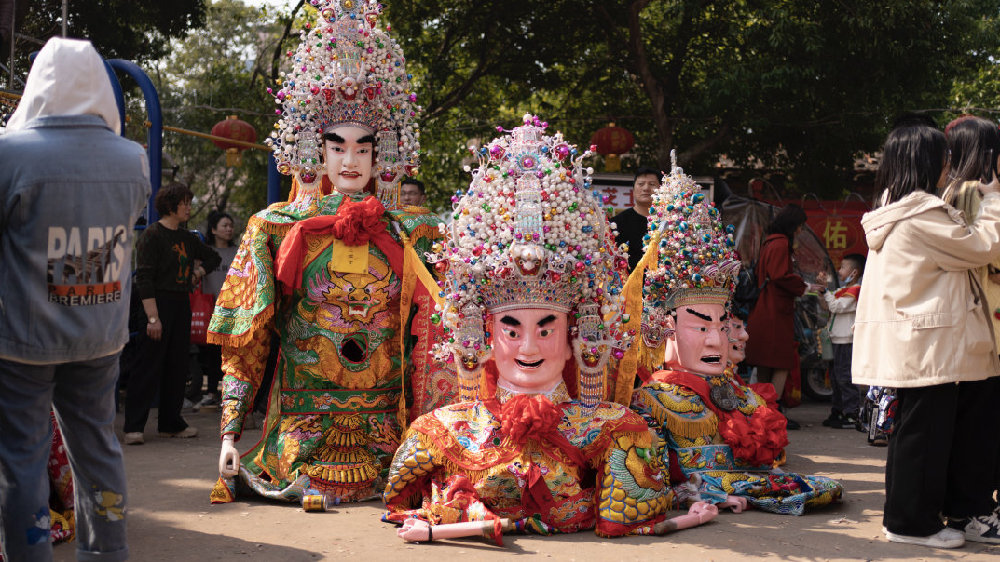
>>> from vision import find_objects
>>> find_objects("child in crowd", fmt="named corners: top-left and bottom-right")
top-left (817, 253), bottom-right (865, 429)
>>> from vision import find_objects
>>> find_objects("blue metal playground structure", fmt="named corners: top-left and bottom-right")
top-left (102, 58), bottom-right (283, 223)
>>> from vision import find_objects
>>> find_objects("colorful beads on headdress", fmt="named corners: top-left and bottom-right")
top-left (265, 0), bottom-right (420, 208)
top-left (428, 115), bottom-right (632, 406)
top-left (642, 151), bottom-right (740, 346)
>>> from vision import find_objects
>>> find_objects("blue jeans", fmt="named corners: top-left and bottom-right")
top-left (0, 354), bottom-right (128, 561)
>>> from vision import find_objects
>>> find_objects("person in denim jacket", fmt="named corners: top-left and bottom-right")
top-left (0, 38), bottom-right (150, 561)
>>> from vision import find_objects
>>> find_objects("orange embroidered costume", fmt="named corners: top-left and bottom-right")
top-left (382, 116), bottom-right (678, 537)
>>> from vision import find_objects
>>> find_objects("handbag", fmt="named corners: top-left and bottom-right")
top-left (189, 283), bottom-right (216, 345)
top-left (818, 313), bottom-right (834, 361)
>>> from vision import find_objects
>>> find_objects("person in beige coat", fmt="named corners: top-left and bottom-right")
top-left (941, 116), bottom-right (1000, 357)
top-left (853, 120), bottom-right (1000, 549)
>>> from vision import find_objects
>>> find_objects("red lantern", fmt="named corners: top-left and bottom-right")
top-left (211, 115), bottom-right (257, 167)
top-left (589, 123), bottom-right (635, 172)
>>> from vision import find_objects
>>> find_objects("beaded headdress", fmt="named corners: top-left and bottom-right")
top-left (641, 151), bottom-right (740, 350)
top-left (428, 115), bottom-right (632, 406)
top-left (265, 0), bottom-right (420, 208)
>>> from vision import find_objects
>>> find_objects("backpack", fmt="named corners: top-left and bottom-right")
top-left (732, 238), bottom-right (772, 316)
top-left (732, 260), bottom-right (765, 317)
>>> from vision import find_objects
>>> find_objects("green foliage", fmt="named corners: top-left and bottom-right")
top-left (389, 0), bottom-right (1000, 201)
top-left (131, 0), bottom-right (291, 232)
top-left (10, 0), bottom-right (205, 70)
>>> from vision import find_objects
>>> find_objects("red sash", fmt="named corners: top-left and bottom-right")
top-left (834, 285), bottom-right (861, 300)
top-left (275, 196), bottom-right (403, 294)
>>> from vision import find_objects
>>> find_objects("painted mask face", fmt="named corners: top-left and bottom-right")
top-left (727, 316), bottom-right (749, 365)
top-left (664, 303), bottom-right (729, 376)
top-left (492, 308), bottom-right (572, 394)
top-left (323, 125), bottom-right (375, 194)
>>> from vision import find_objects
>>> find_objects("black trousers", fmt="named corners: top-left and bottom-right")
top-left (831, 343), bottom-right (860, 416)
top-left (884, 377), bottom-right (1000, 535)
top-left (123, 292), bottom-right (191, 434)
top-left (196, 343), bottom-right (223, 399)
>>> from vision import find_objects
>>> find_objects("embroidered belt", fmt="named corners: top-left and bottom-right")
top-left (279, 387), bottom-right (401, 414)
top-left (673, 444), bottom-right (767, 475)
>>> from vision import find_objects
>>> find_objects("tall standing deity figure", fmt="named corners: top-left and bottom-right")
top-left (208, 0), bottom-right (446, 506)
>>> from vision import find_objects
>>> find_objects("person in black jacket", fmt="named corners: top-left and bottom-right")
top-left (123, 183), bottom-right (220, 445)
top-left (610, 166), bottom-right (662, 272)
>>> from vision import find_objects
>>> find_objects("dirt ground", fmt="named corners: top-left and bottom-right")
top-left (52, 400), bottom-right (1000, 561)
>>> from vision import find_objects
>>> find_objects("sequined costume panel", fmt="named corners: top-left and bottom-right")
top-left (209, 194), bottom-right (443, 504)
top-left (382, 398), bottom-right (672, 536)
top-left (632, 377), bottom-right (843, 515)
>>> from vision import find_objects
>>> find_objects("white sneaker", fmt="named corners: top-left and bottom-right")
top-left (883, 526), bottom-right (965, 549)
top-left (952, 512), bottom-right (1000, 544)
top-left (124, 432), bottom-right (144, 445)
top-left (158, 426), bottom-right (198, 438)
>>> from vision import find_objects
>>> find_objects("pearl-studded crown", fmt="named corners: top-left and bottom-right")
top-left (428, 115), bottom-right (632, 405)
top-left (265, 0), bottom-right (420, 208)
top-left (641, 152), bottom-right (741, 347)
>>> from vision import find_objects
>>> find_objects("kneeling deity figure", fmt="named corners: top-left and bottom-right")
top-left (630, 156), bottom-right (843, 515)
top-left (382, 116), bottom-right (718, 543)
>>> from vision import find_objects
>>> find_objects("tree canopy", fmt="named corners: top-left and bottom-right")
top-left (388, 0), bottom-right (1000, 198)
top-left (119, 0), bottom-right (1000, 224)
top-left (5, 0), bottom-right (205, 82)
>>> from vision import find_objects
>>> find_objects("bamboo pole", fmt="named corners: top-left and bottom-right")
top-left (144, 120), bottom-right (271, 152)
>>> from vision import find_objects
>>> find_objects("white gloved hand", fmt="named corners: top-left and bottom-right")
top-left (219, 434), bottom-right (240, 477)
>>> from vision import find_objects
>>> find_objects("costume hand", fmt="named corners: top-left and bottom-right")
top-left (219, 435), bottom-right (240, 477)
top-left (398, 518), bottom-right (431, 542)
top-left (654, 501), bottom-right (719, 533)
top-left (719, 495), bottom-right (749, 513)
top-left (146, 321), bottom-right (162, 341)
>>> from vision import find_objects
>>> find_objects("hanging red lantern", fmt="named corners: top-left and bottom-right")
top-left (589, 123), bottom-right (635, 172)
top-left (211, 115), bottom-right (257, 167)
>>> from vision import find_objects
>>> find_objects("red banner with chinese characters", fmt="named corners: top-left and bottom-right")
top-left (796, 200), bottom-right (869, 265)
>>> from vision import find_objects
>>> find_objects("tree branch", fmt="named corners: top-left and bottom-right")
top-left (424, 30), bottom-right (497, 120)
top-left (269, 0), bottom-right (306, 85)
top-left (677, 121), bottom-right (731, 164)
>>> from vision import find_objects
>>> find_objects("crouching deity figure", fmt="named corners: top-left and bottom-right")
top-left (208, 0), bottom-right (444, 506)
top-left (629, 156), bottom-right (843, 515)
top-left (382, 116), bottom-right (718, 542)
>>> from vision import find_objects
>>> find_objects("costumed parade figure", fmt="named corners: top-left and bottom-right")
top-left (382, 116), bottom-right (718, 542)
top-left (209, 0), bottom-right (446, 506)
top-left (630, 155), bottom-right (843, 515)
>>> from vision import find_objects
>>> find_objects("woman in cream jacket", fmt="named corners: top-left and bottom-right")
top-left (853, 121), bottom-right (1000, 549)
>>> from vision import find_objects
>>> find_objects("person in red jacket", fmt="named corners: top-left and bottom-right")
top-left (743, 204), bottom-right (824, 429)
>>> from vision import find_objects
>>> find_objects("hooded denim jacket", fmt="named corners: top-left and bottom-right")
top-left (0, 39), bottom-right (150, 364)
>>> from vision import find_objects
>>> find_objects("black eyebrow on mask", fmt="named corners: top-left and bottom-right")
top-left (684, 308), bottom-right (714, 322)
top-left (322, 132), bottom-right (345, 143)
top-left (500, 315), bottom-right (521, 327)
top-left (358, 134), bottom-right (376, 145)
top-left (537, 314), bottom-right (557, 327)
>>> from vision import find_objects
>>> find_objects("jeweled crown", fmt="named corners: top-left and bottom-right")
top-left (642, 152), bottom-right (741, 343)
top-left (428, 115), bottom-right (632, 405)
top-left (265, 0), bottom-right (420, 207)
